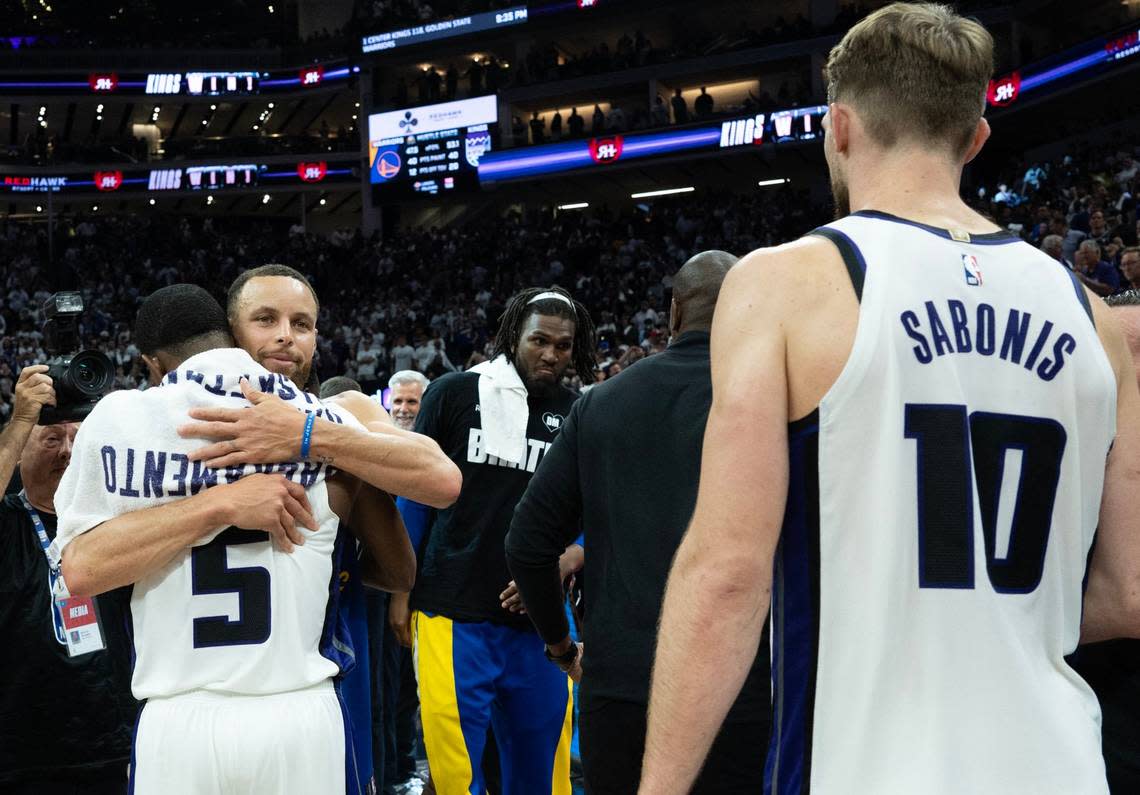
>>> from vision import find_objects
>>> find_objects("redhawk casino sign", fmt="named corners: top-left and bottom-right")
top-left (94, 171), bottom-right (123, 191)
top-left (2, 175), bottom-right (68, 192)
top-left (987, 73), bottom-right (1021, 107)
top-left (589, 136), bottom-right (623, 163)
top-left (297, 161), bottom-right (328, 182)
top-left (299, 66), bottom-right (324, 87)
top-left (89, 73), bottom-right (118, 92)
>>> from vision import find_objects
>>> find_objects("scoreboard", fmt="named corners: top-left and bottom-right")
top-left (368, 96), bottom-right (497, 197)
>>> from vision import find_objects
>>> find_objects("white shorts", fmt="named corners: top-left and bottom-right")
top-left (131, 680), bottom-right (347, 795)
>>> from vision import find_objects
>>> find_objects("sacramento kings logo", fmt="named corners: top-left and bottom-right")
top-left (465, 130), bottom-right (492, 169)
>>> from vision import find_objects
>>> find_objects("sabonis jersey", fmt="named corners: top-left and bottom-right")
top-left (766, 211), bottom-right (1116, 795)
top-left (412, 371), bottom-right (576, 629)
top-left (54, 348), bottom-right (363, 700)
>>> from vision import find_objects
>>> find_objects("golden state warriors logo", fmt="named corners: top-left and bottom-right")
top-left (374, 148), bottom-right (402, 181)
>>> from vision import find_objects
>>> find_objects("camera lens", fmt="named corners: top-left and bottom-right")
top-left (66, 350), bottom-right (114, 397)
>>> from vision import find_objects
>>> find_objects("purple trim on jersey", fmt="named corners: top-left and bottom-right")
top-left (765, 413), bottom-right (821, 795)
top-left (335, 677), bottom-right (369, 795)
top-left (851, 210), bottom-right (1022, 245)
top-left (127, 701), bottom-right (144, 795)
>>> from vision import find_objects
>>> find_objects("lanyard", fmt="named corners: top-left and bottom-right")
top-left (19, 491), bottom-right (67, 645)
top-left (19, 490), bottom-right (54, 565)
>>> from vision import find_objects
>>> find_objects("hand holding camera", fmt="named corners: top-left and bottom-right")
top-left (11, 365), bottom-right (56, 426)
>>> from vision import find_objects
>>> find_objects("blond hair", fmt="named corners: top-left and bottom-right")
top-left (824, 2), bottom-right (993, 156)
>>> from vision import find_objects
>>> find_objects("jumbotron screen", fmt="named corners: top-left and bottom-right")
top-left (368, 96), bottom-right (497, 197)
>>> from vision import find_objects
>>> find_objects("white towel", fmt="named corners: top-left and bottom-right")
top-left (470, 354), bottom-right (529, 465)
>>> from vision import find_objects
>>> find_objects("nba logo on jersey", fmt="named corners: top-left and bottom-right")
top-left (962, 254), bottom-right (983, 286)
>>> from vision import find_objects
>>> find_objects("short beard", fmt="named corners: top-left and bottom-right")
top-left (286, 360), bottom-right (314, 391)
top-left (831, 173), bottom-right (850, 220)
top-left (524, 376), bottom-right (558, 399)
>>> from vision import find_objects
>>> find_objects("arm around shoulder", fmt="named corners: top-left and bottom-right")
top-left (309, 417), bottom-right (460, 509)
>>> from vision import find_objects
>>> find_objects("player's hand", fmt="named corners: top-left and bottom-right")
top-left (212, 474), bottom-right (317, 553)
top-left (180, 379), bottom-right (308, 468)
top-left (559, 543), bottom-right (585, 584)
top-left (566, 642), bottom-right (584, 684)
top-left (499, 580), bottom-right (527, 614)
top-left (388, 591), bottom-right (413, 648)
top-left (11, 365), bottom-right (55, 425)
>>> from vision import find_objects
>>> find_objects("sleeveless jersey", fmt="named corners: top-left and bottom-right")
top-left (765, 211), bottom-right (1117, 795)
top-left (54, 348), bottom-right (363, 700)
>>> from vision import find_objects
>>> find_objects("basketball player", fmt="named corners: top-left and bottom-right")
top-left (639, 4), bottom-right (1140, 794)
top-left (1073, 289), bottom-right (1140, 793)
top-left (181, 264), bottom-right (460, 509)
top-left (54, 285), bottom-right (382, 794)
top-left (406, 287), bottom-right (594, 795)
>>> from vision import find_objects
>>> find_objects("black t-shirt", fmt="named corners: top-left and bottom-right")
top-left (412, 371), bottom-right (577, 629)
top-left (0, 494), bottom-right (136, 784)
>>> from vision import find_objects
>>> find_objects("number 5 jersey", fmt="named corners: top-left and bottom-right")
top-left (53, 347), bottom-right (364, 700)
top-left (767, 212), bottom-right (1116, 795)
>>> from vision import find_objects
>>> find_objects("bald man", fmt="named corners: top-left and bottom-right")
top-left (505, 250), bottom-right (770, 794)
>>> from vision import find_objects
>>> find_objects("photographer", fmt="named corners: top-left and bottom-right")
top-left (0, 365), bottom-right (135, 794)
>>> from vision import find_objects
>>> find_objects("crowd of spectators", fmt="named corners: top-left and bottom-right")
top-left (512, 78), bottom-right (815, 147)
top-left (973, 139), bottom-right (1140, 297)
top-left (2, 125), bottom-right (1135, 426)
top-left (5, 128), bottom-right (360, 167)
top-left (0, 184), bottom-right (824, 420)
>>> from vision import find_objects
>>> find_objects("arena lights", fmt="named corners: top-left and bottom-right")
top-left (91, 204), bottom-right (98, 211)
top-left (557, 202), bottom-right (589, 210)
top-left (36, 205), bottom-right (42, 212)
top-left (757, 178), bottom-right (789, 187)
top-left (148, 198), bottom-right (155, 205)
top-left (479, 106), bottom-right (824, 184)
top-left (261, 194), bottom-right (271, 204)
top-left (986, 24), bottom-right (1140, 109)
top-left (630, 187), bottom-right (695, 199)
top-left (319, 197), bottom-right (327, 205)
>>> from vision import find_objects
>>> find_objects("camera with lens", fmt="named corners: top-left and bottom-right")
top-left (38, 292), bottom-right (115, 425)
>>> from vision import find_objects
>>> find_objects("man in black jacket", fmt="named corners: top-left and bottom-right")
top-left (0, 365), bottom-right (135, 794)
top-left (506, 250), bottom-right (770, 794)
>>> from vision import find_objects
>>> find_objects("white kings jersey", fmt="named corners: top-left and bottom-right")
top-left (54, 348), bottom-right (364, 700)
top-left (765, 211), bottom-right (1117, 795)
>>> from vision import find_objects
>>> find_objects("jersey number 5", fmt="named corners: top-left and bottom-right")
top-left (904, 404), bottom-right (1067, 594)
top-left (191, 527), bottom-right (272, 648)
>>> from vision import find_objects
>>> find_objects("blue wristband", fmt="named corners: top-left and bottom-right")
top-left (300, 412), bottom-right (316, 459)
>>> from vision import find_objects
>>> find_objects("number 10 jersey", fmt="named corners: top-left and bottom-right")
top-left (765, 212), bottom-right (1116, 795)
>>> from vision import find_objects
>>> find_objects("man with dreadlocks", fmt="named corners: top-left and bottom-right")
top-left (399, 286), bottom-right (595, 795)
